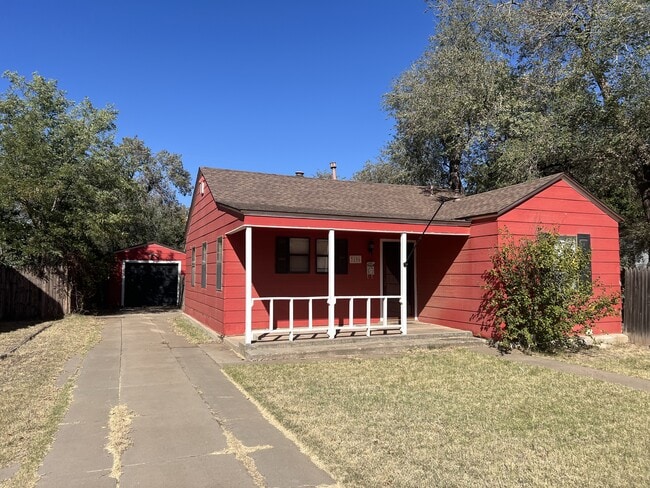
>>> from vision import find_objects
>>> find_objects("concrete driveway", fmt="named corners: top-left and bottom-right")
top-left (37, 311), bottom-right (335, 488)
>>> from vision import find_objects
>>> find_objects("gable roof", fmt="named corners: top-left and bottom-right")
top-left (436, 174), bottom-right (561, 220)
top-left (438, 173), bottom-right (622, 222)
top-left (198, 167), bottom-right (621, 224)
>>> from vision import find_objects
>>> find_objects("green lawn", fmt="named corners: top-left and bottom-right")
top-left (0, 315), bottom-right (102, 488)
top-left (225, 348), bottom-right (650, 488)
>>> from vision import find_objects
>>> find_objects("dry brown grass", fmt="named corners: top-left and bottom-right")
top-left (106, 404), bottom-right (134, 481)
top-left (171, 315), bottom-right (218, 344)
top-left (0, 315), bottom-right (102, 488)
top-left (554, 343), bottom-right (650, 380)
top-left (225, 348), bottom-right (650, 488)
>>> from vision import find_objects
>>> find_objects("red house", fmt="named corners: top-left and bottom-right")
top-left (108, 242), bottom-right (186, 308)
top-left (183, 168), bottom-right (621, 343)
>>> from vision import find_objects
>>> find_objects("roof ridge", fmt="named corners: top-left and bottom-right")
top-left (199, 166), bottom-right (455, 193)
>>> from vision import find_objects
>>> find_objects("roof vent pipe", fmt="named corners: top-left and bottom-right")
top-left (295, 171), bottom-right (304, 177)
top-left (330, 161), bottom-right (337, 180)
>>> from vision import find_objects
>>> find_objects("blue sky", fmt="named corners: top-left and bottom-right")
top-left (1, 1), bottom-right (434, 204)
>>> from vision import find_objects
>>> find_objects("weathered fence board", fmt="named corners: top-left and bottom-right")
top-left (623, 268), bottom-right (650, 346)
top-left (0, 266), bottom-right (71, 321)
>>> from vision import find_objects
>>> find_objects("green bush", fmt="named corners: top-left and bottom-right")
top-left (478, 228), bottom-right (619, 353)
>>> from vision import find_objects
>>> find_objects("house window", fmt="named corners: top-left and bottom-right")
top-left (216, 236), bottom-right (223, 291)
top-left (191, 247), bottom-right (196, 287)
top-left (276, 237), bottom-right (310, 273)
top-left (201, 242), bottom-right (207, 288)
top-left (558, 234), bottom-right (592, 284)
top-left (316, 238), bottom-right (348, 274)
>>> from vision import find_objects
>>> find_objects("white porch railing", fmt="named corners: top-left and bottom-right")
top-left (249, 295), bottom-right (404, 342)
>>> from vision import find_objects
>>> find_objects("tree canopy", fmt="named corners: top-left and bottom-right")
top-left (356, 0), bottom-right (650, 264)
top-left (0, 72), bottom-right (190, 307)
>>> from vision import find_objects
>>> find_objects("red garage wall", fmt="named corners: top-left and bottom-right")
top-left (107, 243), bottom-right (186, 308)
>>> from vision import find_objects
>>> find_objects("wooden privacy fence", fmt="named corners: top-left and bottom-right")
top-left (0, 265), bottom-right (71, 321)
top-left (623, 268), bottom-right (650, 346)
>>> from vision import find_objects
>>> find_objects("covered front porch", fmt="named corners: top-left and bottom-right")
top-left (229, 216), bottom-right (469, 345)
top-left (244, 228), bottom-right (409, 344)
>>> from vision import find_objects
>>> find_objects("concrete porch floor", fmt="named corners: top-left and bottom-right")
top-left (224, 321), bottom-right (485, 361)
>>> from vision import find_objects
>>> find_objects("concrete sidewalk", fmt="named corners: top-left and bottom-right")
top-left (468, 345), bottom-right (650, 393)
top-left (37, 312), bottom-right (335, 488)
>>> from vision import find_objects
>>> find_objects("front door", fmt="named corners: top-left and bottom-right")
top-left (382, 241), bottom-right (415, 317)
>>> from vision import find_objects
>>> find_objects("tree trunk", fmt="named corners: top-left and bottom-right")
top-left (633, 163), bottom-right (650, 225)
top-left (449, 156), bottom-right (462, 193)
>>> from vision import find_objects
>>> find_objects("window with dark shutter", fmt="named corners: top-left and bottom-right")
top-left (276, 237), bottom-right (310, 273)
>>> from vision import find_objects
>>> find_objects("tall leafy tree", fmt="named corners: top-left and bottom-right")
top-left (113, 137), bottom-right (191, 250)
top-left (367, 0), bottom-right (510, 192)
top-left (367, 0), bottom-right (650, 263)
top-left (0, 72), bottom-right (190, 307)
top-left (482, 0), bottom-right (650, 262)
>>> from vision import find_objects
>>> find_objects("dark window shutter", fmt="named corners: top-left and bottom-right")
top-left (276, 237), bottom-right (289, 273)
top-left (577, 234), bottom-right (592, 283)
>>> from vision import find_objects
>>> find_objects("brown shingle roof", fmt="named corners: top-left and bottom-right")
top-left (200, 167), bottom-right (459, 222)
top-left (435, 174), bottom-right (563, 220)
top-left (200, 168), bottom-right (617, 223)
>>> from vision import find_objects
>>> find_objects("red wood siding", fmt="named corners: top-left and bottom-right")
top-left (183, 174), bottom-right (242, 335)
top-left (417, 221), bottom-right (496, 334)
top-left (108, 243), bottom-right (186, 308)
top-left (497, 180), bottom-right (622, 334)
top-left (418, 180), bottom-right (621, 337)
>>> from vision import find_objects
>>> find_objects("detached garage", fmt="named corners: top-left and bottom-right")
top-left (108, 243), bottom-right (186, 308)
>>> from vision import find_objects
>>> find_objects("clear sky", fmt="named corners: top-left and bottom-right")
top-left (1, 1), bottom-right (434, 204)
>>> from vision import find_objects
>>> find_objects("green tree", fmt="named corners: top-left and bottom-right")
top-left (478, 228), bottom-right (619, 352)
top-left (480, 0), bottom-right (650, 263)
top-left (113, 137), bottom-right (190, 249)
top-left (0, 72), bottom-right (190, 307)
top-left (371, 0), bottom-right (510, 191)
top-left (371, 0), bottom-right (650, 263)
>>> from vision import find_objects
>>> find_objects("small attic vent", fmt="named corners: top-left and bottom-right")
top-left (199, 181), bottom-right (205, 195)
top-left (295, 171), bottom-right (304, 177)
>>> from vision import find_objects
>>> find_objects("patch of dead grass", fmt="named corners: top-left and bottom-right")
top-left (553, 343), bottom-right (650, 380)
top-left (106, 404), bottom-right (134, 481)
top-left (0, 315), bottom-right (102, 488)
top-left (225, 348), bottom-right (650, 488)
top-left (171, 315), bottom-right (218, 344)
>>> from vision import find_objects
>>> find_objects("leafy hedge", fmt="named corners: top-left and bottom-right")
top-left (478, 228), bottom-right (619, 353)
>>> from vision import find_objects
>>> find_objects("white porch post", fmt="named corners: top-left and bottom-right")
top-left (244, 226), bottom-right (253, 344)
top-left (400, 232), bottom-right (408, 335)
top-left (327, 229), bottom-right (336, 339)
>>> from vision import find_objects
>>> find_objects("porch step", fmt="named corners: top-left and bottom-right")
top-left (225, 325), bottom-right (485, 361)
